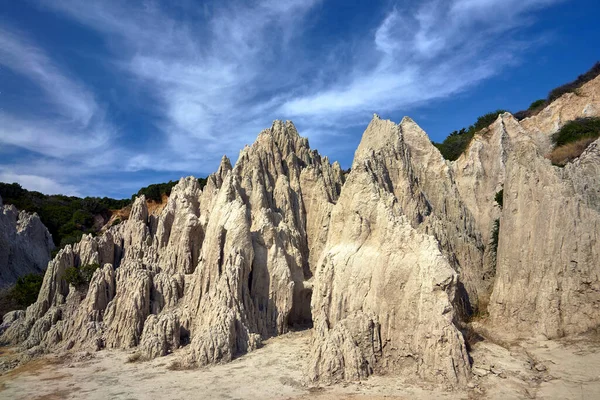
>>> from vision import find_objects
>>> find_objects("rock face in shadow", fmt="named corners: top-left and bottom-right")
top-left (2, 74), bottom-right (600, 388)
top-left (0, 197), bottom-right (54, 288)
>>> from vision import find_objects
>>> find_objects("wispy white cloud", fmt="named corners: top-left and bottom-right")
top-left (0, 25), bottom-right (119, 194)
top-left (279, 0), bottom-right (565, 126)
top-left (0, 27), bottom-right (97, 125)
top-left (0, 0), bottom-right (566, 197)
top-left (0, 171), bottom-right (81, 196)
top-left (40, 0), bottom-right (322, 173)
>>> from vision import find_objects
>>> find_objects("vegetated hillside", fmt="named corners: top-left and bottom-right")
top-left (0, 177), bottom-right (209, 316)
top-left (0, 182), bottom-right (129, 250)
top-left (0, 178), bottom-right (209, 252)
top-left (134, 178), bottom-right (208, 202)
top-left (434, 61), bottom-right (600, 161)
top-left (514, 61), bottom-right (600, 120)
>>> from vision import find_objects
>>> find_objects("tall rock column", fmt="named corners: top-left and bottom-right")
top-left (309, 116), bottom-right (470, 386)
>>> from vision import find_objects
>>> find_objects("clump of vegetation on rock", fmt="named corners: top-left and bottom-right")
top-left (0, 273), bottom-right (45, 318)
top-left (490, 218), bottom-right (500, 264)
top-left (434, 110), bottom-right (508, 161)
top-left (494, 189), bottom-right (504, 209)
top-left (548, 62), bottom-right (600, 102)
top-left (63, 263), bottom-right (101, 287)
top-left (547, 117), bottom-right (600, 166)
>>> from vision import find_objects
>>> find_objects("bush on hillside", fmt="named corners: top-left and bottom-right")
top-left (547, 137), bottom-right (597, 167)
top-left (135, 181), bottom-right (178, 202)
top-left (434, 110), bottom-right (508, 161)
top-left (135, 178), bottom-right (209, 203)
top-left (63, 263), bottom-right (100, 287)
top-left (434, 128), bottom-right (474, 161)
top-left (528, 99), bottom-right (546, 110)
top-left (0, 182), bottom-right (130, 248)
top-left (11, 273), bottom-right (44, 307)
top-left (551, 117), bottom-right (600, 147)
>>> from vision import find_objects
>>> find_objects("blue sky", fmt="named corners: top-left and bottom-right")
top-left (1, 0), bottom-right (599, 199)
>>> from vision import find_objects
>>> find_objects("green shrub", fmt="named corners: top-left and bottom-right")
top-left (434, 129), bottom-right (474, 161)
top-left (59, 231), bottom-right (84, 248)
top-left (434, 110), bottom-right (508, 161)
top-left (63, 263), bottom-right (100, 287)
top-left (72, 209), bottom-right (94, 227)
top-left (135, 181), bottom-right (178, 202)
top-left (494, 189), bottom-right (504, 209)
top-left (80, 263), bottom-right (101, 283)
top-left (11, 273), bottom-right (44, 307)
top-left (64, 266), bottom-right (84, 287)
top-left (551, 117), bottom-right (600, 147)
top-left (528, 99), bottom-right (546, 110)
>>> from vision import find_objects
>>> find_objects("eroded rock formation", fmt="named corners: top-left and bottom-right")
top-left (0, 197), bottom-right (54, 288)
top-left (2, 75), bottom-right (600, 388)
top-left (309, 116), bottom-right (471, 385)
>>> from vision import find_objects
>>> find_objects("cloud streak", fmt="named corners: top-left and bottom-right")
top-left (279, 0), bottom-right (564, 125)
top-left (0, 0), bottom-right (566, 197)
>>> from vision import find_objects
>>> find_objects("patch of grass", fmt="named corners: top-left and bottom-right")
top-left (551, 117), bottom-right (600, 147)
top-left (545, 117), bottom-right (600, 167)
top-left (546, 137), bottom-right (596, 167)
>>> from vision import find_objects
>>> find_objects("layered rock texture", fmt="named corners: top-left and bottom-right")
top-left (2, 75), bottom-right (599, 388)
top-left (0, 196), bottom-right (54, 288)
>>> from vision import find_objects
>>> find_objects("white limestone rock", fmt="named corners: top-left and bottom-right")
top-left (0, 198), bottom-right (54, 288)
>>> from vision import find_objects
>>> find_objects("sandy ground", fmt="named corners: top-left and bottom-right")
top-left (1, 329), bottom-right (599, 400)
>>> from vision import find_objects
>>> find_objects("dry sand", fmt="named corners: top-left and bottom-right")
top-left (1, 329), bottom-right (599, 399)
